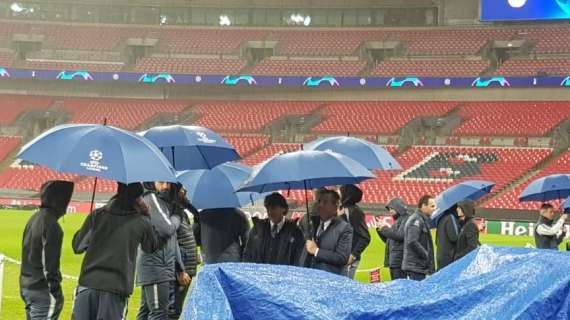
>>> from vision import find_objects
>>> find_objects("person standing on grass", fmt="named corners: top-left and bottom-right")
top-left (71, 182), bottom-right (163, 320)
top-left (20, 180), bottom-right (74, 320)
top-left (402, 195), bottom-right (436, 281)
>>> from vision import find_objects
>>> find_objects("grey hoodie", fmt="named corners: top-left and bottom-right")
top-left (377, 198), bottom-right (410, 268)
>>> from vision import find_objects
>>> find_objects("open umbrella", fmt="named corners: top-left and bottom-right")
top-left (176, 162), bottom-right (266, 210)
top-left (140, 125), bottom-right (240, 170)
top-left (304, 136), bottom-right (401, 170)
top-left (18, 123), bottom-right (177, 211)
top-left (431, 180), bottom-right (495, 225)
top-left (519, 174), bottom-right (570, 202)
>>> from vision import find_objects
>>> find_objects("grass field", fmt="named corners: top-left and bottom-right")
top-left (0, 209), bottom-right (540, 319)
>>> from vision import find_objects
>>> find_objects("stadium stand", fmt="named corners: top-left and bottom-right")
top-left (242, 143), bottom-right (302, 166)
top-left (251, 59), bottom-right (366, 76)
top-left (134, 57), bottom-right (245, 75)
top-left (0, 165), bottom-right (77, 191)
top-left (194, 101), bottom-right (322, 132)
top-left (453, 102), bottom-right (570, 137)
top-left (157, 29), bottom-right (268, 54)
top-left (60, 98), bottom-right (190, 130)
top-left (485, 150), bottom-right (570, 210)
top-left (20, 60), bottom-right (123, 72)
top-left (0, 136), bottom-right (21, 162)
top-left (312, 101), bottom-right (457, 135)
top-left (221, 134), bottom-right (271, 158)
top-left (0, 95), bottom-right (53, 125)
top-left (369, 59), bottom-right (489, 77)
top-left (494, 58), bottom-right (570, 76)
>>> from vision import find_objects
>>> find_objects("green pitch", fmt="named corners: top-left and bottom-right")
top-left (0, 210), bottom-right (540, 319)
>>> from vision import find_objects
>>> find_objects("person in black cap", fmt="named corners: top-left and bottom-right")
top-left (71, 182), bottom-right (162, 320)
top-left (20, 180), bottom-right (74, 320)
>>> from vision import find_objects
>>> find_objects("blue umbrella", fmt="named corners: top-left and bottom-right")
top-left (176, 162), bottom-right (266, 210)
top-left (237, 150), bottom-right (375, 193)
top-left (519, 174), bottom-right (570, 202)
top-left (18, 123), bottom-right (177, 183)
top-left (139, 125), bottom-right (240, 170)
top-left (304, 136), bottom-right (401, 170)
top-left (431, 180), bottom-right (495, 225)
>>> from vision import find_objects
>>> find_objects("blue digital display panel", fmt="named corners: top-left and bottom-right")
top-left (1, 67), bottom-right (570, 89)
top-left (481, 0), bottom-right (570, 21)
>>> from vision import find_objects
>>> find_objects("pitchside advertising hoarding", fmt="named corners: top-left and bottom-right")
top-left (481, 0), bottom-right (570, 22)
top-left (2, 67), bottom-right (570, 88)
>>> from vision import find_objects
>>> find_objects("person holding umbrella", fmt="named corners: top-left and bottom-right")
top-left (454, 200), bottom-right (481, 261)
top-left (20, 180), bottom-right (74, 320)
top-left (534, 203), bottom-right (567, 250)
top-left (339, 184), bottom-right (370, 279)
top-left (243, 192), bottom-right (304, 266)
top-left (137, 182), bottom-right (189, 320)
top-left (435, 207), bottom-right (460, 271)
top-left (72, 183), bottom-right (163, 320)
top-left (303, 189), bottom-right (353, 276)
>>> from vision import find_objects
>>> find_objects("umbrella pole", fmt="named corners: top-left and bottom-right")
top-left (171, 146), bottom-right (176, 169)
top-left (89, 177), bottom-right (98, 213)
top-left (304, 180), bottom-right (313, 240)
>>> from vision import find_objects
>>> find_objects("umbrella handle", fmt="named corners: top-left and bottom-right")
top-left (304, 180), bottom-right (314, 241)
top-left (89, 176), bottom-right (98, 214)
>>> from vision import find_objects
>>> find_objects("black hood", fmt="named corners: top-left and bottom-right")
top-left (340, 184), bottom-right (363, 208)
top-left (386, 197), bottom-right (408, 217)
top-left (108, 182), bottom-right (144, 213)
top-left (457, 200), bottom-right (476, 219)
top-left (39, 180), bottom-right (74, 218)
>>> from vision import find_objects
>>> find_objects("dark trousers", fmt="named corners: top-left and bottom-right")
top-left (169, 281), bottom-right (189, 319)
top-left (21, 288), bottom-right (64, 320)
top-left (137, 282), bottom-right (171, 320)
top-left (407, 271), bottom-right (426, 281)
top-left (71, 286), bottom-right (128, 320)
top-left (389, 268), bottom-right (407, 280)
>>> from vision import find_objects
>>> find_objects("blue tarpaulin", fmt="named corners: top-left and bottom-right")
top-left (184, 246), bottom-right (570, 319)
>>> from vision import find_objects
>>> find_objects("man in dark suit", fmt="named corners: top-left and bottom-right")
top-left (304, 189), bottom-right (353, 276)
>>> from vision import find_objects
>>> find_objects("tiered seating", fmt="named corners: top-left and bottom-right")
top-left (357, 146), bottom-right (552, 205)
top-left (313, 101), bottom-right (456, 135)
top-left (0, 51), bottom-right (15, 67)
top-left (40, 24), bottom-right (146, 51)
top-left (270, 30), bottom-right (376, 56)
top-left (157, 29), bottom-right (267, 54)
top-left (0, 95), bottom-right (53, 125)
top-left (370, 59), bottom-right (489, 77)
top-left (74, 177), bottom-right (117, 193)
top-left (251, 59), bottom-right (365, 76)
top-left (242, 143), bottom-right (301, 166)
top-left (454, 102), bottom-right (570, 137)
top-left (0, 166), bottom-right (77, 191)
top-left (0, 136), bottom-right (21, 162)
top-left (61, 98), bottom-right (190, 129)
top-left (494, 58), bottom-right (570, 76)
top-left (21, 60), bottom-right (123, 72)
top-left (523, 27), bottom-right (570, 54)
top-left (485, 150), bottom-right (570, 210)
top-left (221, 134), bottom-right (270, 158)
top-left (194, 101), bottom-right (321, 132)
top-left (134, 57), bottom-right (244, 75)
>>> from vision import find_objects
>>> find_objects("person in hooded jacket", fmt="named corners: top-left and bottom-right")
top-left (376, 197), bottom-right (410, 280)
top-left (137, 182), bottom-right (189, 320)
top-left (339, 184), bottom-right (371, 279)
top-left (454, 199), bottom-right (481, 260)
top-left (435, 206), bottom-right (460, 271)
top-left (243, 192), bottom-right (304, 266)
top-left (20, 180), bottom-right (74, 320)
top-left (169, 186), bottom-right (199, 320)
top-left (71, 182), bottom-right (162, 320)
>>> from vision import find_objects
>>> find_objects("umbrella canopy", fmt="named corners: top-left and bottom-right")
top-left (431, 180), bottom-right (495, 224)
top-left (176, 162), bottom-right (266, 210)
top-left (237, 150), bottom-right (375, 193)
top-left (140, 125), bottom-right (240, 170)
top-left (519, 174), bottom-right (570, 202)
top-left (304, 136), bottom-right (401, 170)
top-left (17, 123), bottom-right (177, 184)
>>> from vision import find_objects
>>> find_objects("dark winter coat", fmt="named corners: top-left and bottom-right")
top-left (454, 200), bottom-right (480, 260)
top-left (377, 198), bottom-right (410, 268)
top-left (340, 184), bottom-right (371, 260)
top-left (402, 210), bottom-right (435, 275)
top-left (20, 180), bottom-right (74, 294)
top-left (73, 183), bottom-right (162, 297)
top-left (436, 210), bottom-right (460, 270)
top-left (243, 219), bottom-right (304, 266)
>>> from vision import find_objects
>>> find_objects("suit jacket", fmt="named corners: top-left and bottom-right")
top-left (340, 204), bottom-right (371, 260)
top-left (302, 217), bottom-right (353, 275)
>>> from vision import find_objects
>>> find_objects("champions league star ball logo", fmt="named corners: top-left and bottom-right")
top-left (80, 149), bottom-right (108, 172)
top-left (196, 132), bottom-right (216, 144)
